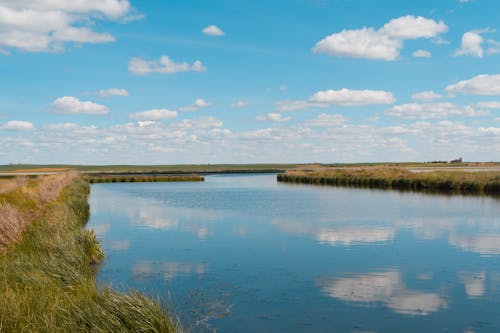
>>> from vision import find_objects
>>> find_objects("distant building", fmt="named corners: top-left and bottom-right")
top-left (450, 157), bottom-right (462, 164)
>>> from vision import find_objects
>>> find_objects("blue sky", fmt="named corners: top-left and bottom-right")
top-left (0, 0), bottom-right (499, 164)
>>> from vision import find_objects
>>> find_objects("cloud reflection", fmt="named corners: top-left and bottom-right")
top-left (317, 270), bottom-right (447, 316)
top-left (450, 234), bottom-right (500, 256)
top-left (132, 261), bottom-right (208, 281)
top-left (458, 271), bottom-right (486, 298)
top-left (272, 218), bottom-right (395, 246)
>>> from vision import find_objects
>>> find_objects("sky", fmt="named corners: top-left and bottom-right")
top-left (0, 0), bottom-right (499, 165)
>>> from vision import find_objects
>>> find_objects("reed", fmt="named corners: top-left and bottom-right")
top-left (0, 174), bottom-right (176, 332)
top-left (87, 174), bottom-right (204, 184)
top-left (278, 167), bottom-right (500, 195)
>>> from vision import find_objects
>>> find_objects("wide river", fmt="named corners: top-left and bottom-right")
top-left (88, 174), bottom-right (500, 332)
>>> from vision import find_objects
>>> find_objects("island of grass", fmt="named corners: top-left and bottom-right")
top-left (86, 174), bottom-right (204, 183)
top-left (0, 173), bottom-right (176, 332)
top-left (278, 167), bottom-right (500, 195)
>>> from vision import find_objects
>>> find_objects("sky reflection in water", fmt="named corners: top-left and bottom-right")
top-left (87, 174), bottom-right (500, 332)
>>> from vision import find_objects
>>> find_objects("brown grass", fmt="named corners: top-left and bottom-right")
top-left (0, 171), bottom-right (79, 250)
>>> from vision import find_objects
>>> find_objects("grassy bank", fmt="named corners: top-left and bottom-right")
top-left (278, 168), bottom-right (500, 195)
top-left (87, 174), bottom-right (204, 184)
top-left (0, 175), bottom-right (175, 332)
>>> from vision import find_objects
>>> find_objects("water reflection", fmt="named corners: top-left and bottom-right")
top-left (132, 261), bottom-right (208, 281)
top-left (272, 218), bottom-right (395, 246)
top-left (459, 271), bottom-right (486, 298)
top-left (450, 234), bottom-right (500, 256)
top-left (317, 270), bottom-right (447, 316)
top-left (86, 175), bottom-right (500, 332)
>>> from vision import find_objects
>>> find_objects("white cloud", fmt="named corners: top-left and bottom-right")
top-left (179, 98), bottom-right (212, 112)
top-left (50, 96), bottom-right (109, 115)
top-left (412, 49), bottom-right (432, 58)
top-left (386, 102), bottom-right (490, 119)
top-left (202, 25), bottom-right (224, 36)
top-left (476, 101), bottom-right (500, 109)
top-left (302, 113), bottom-right (348, 127)
top-left (256, 113), bottom-right (291, 123)
top-left (128, 55), bottom-right (206, 76)
top-left (129, 109), bottom-right (178, 121)
top-left (0, 1), bottom-right (132, 19)
top-left (313, 27), bottom-right (402, 61)
top-left (0, 0), bottom-right (135, 53)
top-left (0, 120), bottom-right (35, 131)
top-left (380, 16), bottom-right (448, 40)
top-left (231, 100), bottom-right (248, 108)
top-left (446, 74), bottom-right (500, 95)
top-left (98, 88), bottom-right (129, 98)
top-left (313, 16), bottom-right (447, 61)
top-left (310, 88), bottom-right (395, 106)
top-left (456, 31), bottom-right (484, 58)
top-left (277, 88), bottom-right (395, 111)
top-left (412, 91), bottom-right (443, 101)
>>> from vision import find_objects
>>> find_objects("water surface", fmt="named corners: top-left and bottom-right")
top-left (87, 174), bottom-right (500, 332)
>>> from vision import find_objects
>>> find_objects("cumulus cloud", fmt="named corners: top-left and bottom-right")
top-left (180, 99), bottom-right (212, 111)
top-left (231, 100), bottom-right (248, 108)
top-left (202, 25), bottom-right (224, 36)
top-left (0, 0), bottom-right (136, 53)
top-left (302, 113), bottom-right (348, 127)
top-left (256, 113), bottom-right (291, 123)
top-left (0, 120), bottom-right (35, 131)
top-left (98, 88), bottom-right (129, 98)
top-left (129, 109), bottom-right (178, 121)
top-left (313, 15), bottom-right (447, 61)
top-left (50, 96), bottom-right (109, 115)
top-left (445, 74), bottom-right (500, 95)
top-left (412, 49), bottom-right (432, 58)
top-left (412, 91), bottom-right (443, 101)
top-left (128, 55), bottom-right (206, 75)
top-left (276, 88), bottom-right (395, 111)
top-left (386, 102), bottom-right (490, 119)
top-left (455, 31), bottom-right (484, 58)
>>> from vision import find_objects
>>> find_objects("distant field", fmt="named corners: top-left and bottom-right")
top-left (1, 162), bottom-right (499, 175)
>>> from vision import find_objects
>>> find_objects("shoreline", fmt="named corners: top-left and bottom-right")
top-left (0, 174), bottom-right (175, 331)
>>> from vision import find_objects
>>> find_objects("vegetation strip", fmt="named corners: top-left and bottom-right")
top-left (86, 174), bottom-right (204, 183)
top-left (0, 175), bottom-right (175, 332)
top-left (278, 168), bottom-right (500, 195)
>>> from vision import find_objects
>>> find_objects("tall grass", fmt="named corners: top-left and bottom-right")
top-left (278, 167), bottom-right (500, 195)
top-left (0, 175), bottom-right (176, 332)
top-left (87, 174), bottom-right (204, 184)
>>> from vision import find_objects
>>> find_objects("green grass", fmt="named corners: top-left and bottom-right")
top-left (278, 167), bottom-right (500, 195)
top-left (86, 175), bottom-right (204, 183)
top-left (0, 177), bottom-right (176, 332)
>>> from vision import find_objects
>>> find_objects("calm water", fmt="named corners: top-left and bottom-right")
top-left (87, 174), bottom-right (500, 332)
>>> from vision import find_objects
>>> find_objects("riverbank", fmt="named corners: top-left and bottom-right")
top-left (0, 174), bottom-right (175, 331)
top-left (277, 167), bottom-right (500, 195)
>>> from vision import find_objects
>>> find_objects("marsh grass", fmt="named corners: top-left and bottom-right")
top-left (278, 167), bottom-right (500, 195)
top-left (87, 175), bottom-right (204, 184)
top-left (0, 175), bottom-right (176, 332)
